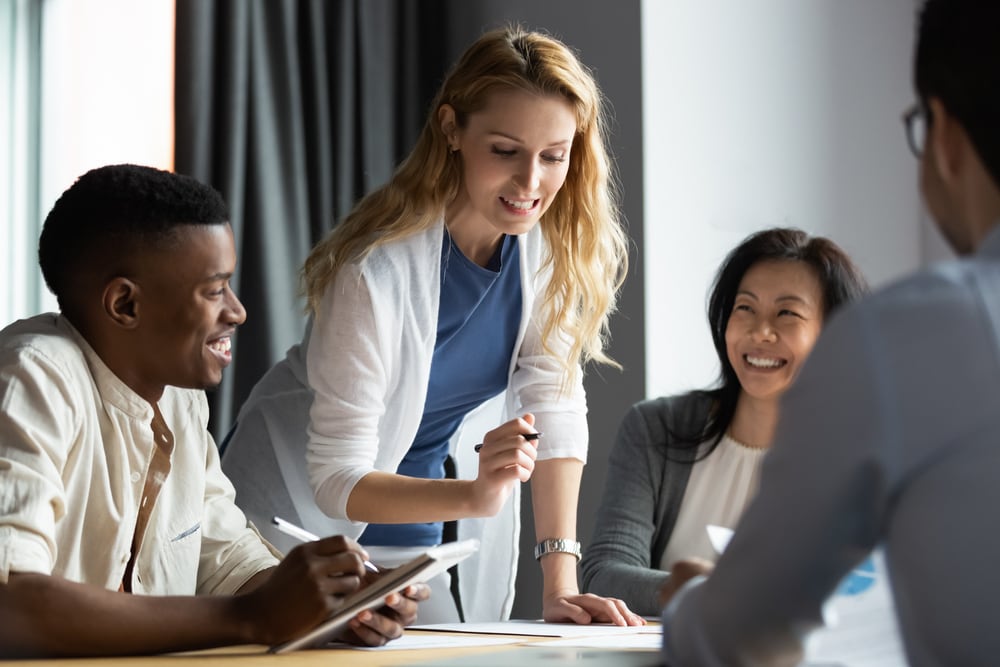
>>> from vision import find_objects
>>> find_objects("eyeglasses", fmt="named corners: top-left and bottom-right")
top-left (902, 103), bottom-right (929, 158)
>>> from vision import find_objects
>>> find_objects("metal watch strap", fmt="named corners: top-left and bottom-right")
top-left (533, 538), bottom-right (582, 561)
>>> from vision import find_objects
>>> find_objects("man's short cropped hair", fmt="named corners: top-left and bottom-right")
top-left (38, 164), bottom-right (229, 313)
top-left (915, 0), bottom-right (1000, 188)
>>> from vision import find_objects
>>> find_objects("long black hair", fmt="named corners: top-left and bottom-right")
top-left (668, 227), bottom-right (869, 461)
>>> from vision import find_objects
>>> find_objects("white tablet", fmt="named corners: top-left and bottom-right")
top-left (269, 538), bottom-right (480, 653)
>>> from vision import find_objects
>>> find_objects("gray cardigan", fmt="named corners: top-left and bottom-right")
top-left (581, 392), bottom-right (714, 616)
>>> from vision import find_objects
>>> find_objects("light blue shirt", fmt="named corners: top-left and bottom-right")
top-left (663, 223), bottom-right (1000, 666)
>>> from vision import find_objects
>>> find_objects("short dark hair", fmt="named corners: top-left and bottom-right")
top-left (915, 0), bottom-right (1000, 188)
top-left (38, 164), bottom-right (229, 312)
top-left (671, 227), bottom-right (869, 459)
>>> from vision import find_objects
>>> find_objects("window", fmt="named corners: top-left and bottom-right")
top-left (1, 0), bottom-right (173, 324)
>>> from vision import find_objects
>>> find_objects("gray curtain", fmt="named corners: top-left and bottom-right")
top-left (174, 0), bottom-right (449, 440)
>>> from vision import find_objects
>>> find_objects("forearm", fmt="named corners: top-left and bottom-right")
top-left (530, 458), bottom-right (584, 597)
top-left (583, 560), bottom-right (669, 617)
top-left (235, 566), bottom-right (275, 594)
top-left (0, 573), bottom-right (250, 658)
top-left (581, 442), bottom-right (667, 616)
top-left (345, 471), bottom-right (479, 523)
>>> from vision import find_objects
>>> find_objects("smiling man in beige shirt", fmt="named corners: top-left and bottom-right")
top-left (0, 164), bottom-right (427, 658)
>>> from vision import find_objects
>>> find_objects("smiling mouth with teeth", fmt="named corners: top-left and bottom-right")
top-left (744, 355), bottom-right (785, 369)
top-left (500, 196), bottom-right (537, 211)
top-left (209, 337), bottom-right (232, 354)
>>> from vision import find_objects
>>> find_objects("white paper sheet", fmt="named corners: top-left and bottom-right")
top-left (405, 646), bottom-right (663, 667)
top-left (411, 620), bottom-right (658, 637)
top-left (706, 524), bottom-right (734, 554)
top-left (343, 634), bottom-right (523, 651)
top-left (705, 526), bottom-right (906, 665)
top-left (805, 549), bottom-right (907, 666)
top-left (539, 629), bottom-right (663, 650)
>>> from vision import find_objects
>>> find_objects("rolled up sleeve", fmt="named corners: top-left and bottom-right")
top-left (509, 296), bottom-right (588, 464)
top-left (0, 345), bottom-right (75, 582)
top-left (305, 266), bottom-right (392, 523)
top-left (196, 420), bottom-right (280, 595)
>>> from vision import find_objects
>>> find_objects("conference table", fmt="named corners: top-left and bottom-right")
top-left (14, 624), bottom-right (664, 667)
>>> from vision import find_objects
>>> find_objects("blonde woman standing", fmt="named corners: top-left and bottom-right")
top-left (222, 25), bottom-right (641, 626)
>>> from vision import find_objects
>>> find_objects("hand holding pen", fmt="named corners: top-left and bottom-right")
top-left (469, 415), bottom-right (540, 516)
top-left (265, 517), bottom-right (429, 646)
top-left (272, 516), bottom-right (380, 574)
top-left (238, 529), bottom-right (388, 646)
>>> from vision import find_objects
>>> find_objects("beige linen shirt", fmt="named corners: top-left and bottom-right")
top-left (0, 314), bottom-right (278, 595)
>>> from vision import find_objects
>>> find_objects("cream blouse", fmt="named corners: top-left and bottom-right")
top-left (659, 434), bottom-right (768, 570)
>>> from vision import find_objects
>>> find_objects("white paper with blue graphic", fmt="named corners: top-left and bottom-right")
top-left (804, 548), bottom-right (906, 666)
top-left (706, 526), bottom-right (906, 666)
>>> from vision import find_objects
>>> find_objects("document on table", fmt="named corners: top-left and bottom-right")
top-left (411, 620), bottom-right (659, 637)
top-left (706, 525), bottom-right (906, 667)
top-left (409, 646), bottom-right (663, 667)
top-left (805, 549), bottom-right (906, 667)
top-left (540, 630), bottom-right (663, 650)
top-left (342, 634), bottom-right (523, 651)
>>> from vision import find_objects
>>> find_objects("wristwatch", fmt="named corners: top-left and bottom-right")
top-left (533, 538), bottom-right (582, 561)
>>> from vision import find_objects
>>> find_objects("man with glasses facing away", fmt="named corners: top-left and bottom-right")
top-left (661, 1), bottom-right (1000, 665)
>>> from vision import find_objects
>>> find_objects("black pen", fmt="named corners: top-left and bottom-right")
top-left (474, 431), bottom-right (542, 453)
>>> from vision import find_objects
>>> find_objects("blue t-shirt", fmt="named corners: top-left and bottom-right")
top-left (360, 230), bottom-right (522, 546)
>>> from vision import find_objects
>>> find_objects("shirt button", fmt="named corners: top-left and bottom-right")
top-left (130, 472), bottom-right (141, 483)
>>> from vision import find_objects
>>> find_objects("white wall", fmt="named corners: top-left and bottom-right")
top-left (1, 0), bottom-right (37, 326)
top-left (1, 0), bottom-right (173, 323)
top-left (642, 0), bottom-right (924, 398)
top-left (40, 0), bottom-right (174, 205)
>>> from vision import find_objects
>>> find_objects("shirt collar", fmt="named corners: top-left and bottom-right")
top-left (57, 315), bottom-right (155, 423)
top-left (976, 221), bottom-right (1000, 259)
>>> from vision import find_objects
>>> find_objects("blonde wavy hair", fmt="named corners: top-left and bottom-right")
top-left (302, 25), bottom-right (628, 382)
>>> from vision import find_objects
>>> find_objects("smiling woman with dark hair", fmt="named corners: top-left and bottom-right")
top-left (581, 227), bottom-right (868, 616)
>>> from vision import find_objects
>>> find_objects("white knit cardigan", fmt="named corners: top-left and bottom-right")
top-left (235, 220), bottom-right (588, 620)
